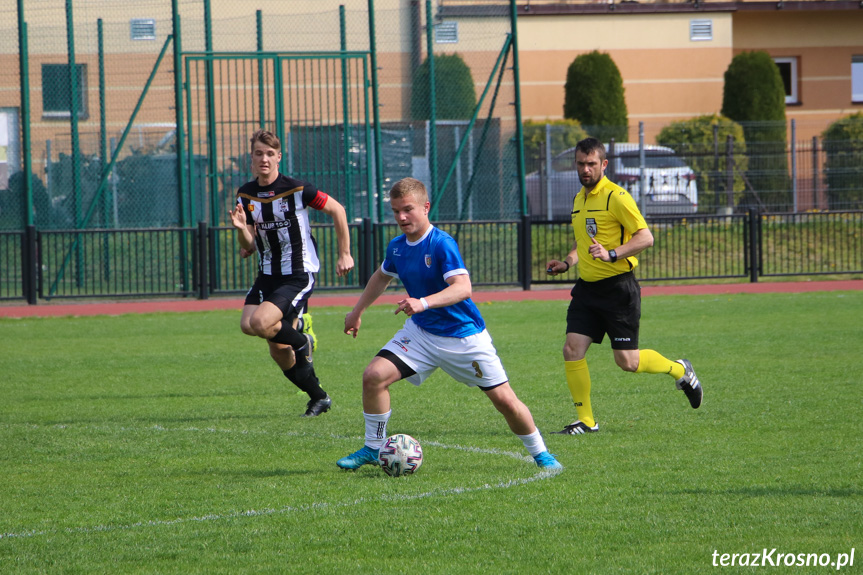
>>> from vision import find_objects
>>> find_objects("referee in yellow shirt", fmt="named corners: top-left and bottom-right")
top-left (546, 138), bottom-right (702, 435)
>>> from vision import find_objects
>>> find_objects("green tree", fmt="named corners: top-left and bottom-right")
top-left (563, 51), bottom-right (628, 144)
top-left (821, 112), bottom-right (863, 209)
top-left (721, 51), bottom-right (790, 210)
top-left (410, 53), bottom-right (477, 121)
top-left (656, 114), bottom-right (748, 212)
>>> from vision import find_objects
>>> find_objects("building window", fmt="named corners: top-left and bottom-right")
top-left (690, 19), bottom-right (713, 42)
top-left (41, 64), bottom-right (88, 120)
top-left (130, 18), bottom-right (156, 41)
top-left (853, 56), bottom-right (863, 103)
top-left (773, 57), bottom-right (799, 105)
top-left (435, 21), bottom-right (458, 44)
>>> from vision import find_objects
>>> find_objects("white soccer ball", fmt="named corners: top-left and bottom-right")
top-left (378, 434), bottom-right (423, 477)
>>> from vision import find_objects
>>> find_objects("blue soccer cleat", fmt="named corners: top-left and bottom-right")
top-left (336, 446), bottom-right (380, 470)
top-left (534, 451), bottom-right (563, 470)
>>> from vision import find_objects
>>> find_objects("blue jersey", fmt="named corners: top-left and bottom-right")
top-left (381, 225), bottom-right (485, 338)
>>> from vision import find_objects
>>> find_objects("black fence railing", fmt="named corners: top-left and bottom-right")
top-left (1, 211), bottom-right (860, 303)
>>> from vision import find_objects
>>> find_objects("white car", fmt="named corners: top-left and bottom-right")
top-left (606, 143), bottom-right (698, 215)
top-left (526, 143), bottom-right (698, 219)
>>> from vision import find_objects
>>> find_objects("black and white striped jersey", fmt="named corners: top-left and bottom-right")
top-left (236, 174), bottom-right (329, 276)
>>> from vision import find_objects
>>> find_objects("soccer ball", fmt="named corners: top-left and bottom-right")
top-left (378, 434), bottom-right (423, 477)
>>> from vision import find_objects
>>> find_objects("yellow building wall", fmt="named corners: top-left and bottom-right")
top-left (3, 2), bottom-right (863, 166)
top-left (516, 12), bottom-right (734, 142)
top-left (732, 11), bottom-right (863, 141)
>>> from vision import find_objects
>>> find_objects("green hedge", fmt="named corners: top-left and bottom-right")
top-left (410, 53), bottom-right (477, 121)
top-left (522, 119), bottom-right (588, 167)
top-left (656, 114), bottom-right (748, 212)
top-left (822, 112), bottom-right (863, 209)
top-left (563, 51), bottom-right (628, 144)
top-left (721, 51), bottom-right (790, 209)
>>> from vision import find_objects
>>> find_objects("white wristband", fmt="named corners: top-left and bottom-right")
top-left (419, 297), bottom-right (429, 311)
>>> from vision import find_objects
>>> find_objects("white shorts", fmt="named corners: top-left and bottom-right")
top-left (380, 319), bottom-right (509, 388)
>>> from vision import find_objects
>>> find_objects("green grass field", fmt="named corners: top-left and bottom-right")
top-left (1, 291), bottom-right (861, 574)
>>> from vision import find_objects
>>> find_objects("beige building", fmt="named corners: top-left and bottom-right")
top-left (442, 0), bottom-right (863, 142)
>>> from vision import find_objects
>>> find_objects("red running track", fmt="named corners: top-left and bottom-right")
top-left (0, 280), bottom-right (860, 318)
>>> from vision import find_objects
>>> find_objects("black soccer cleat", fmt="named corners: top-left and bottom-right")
top-left (302, 394), bottom-right (331, 417)
top-left (552, 420), bottom-right (599, 435)
top-left (675, 359), bottom-right (702, 409)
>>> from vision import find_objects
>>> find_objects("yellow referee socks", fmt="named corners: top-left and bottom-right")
top-left (565, 359), bottom-right (596, 428)
top-left (636, 349), bottom-right (685, 380)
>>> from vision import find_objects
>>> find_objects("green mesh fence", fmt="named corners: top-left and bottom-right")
top-left (1, 2), bottom-right (523, 235)
top-left (523, 121), bottom-right (863, 219)
top-left (1, 1), bottom-right (208, 232)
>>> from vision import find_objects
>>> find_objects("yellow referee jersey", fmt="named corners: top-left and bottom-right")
top-left (570, 176), bottom-right (648, 282)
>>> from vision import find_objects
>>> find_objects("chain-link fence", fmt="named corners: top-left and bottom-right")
top-left (524, 120), bottom-right (863, 220)
top-left (2, 0), bottom-right (205, 232)
top-left (1, 1), bottom-right (523, 234)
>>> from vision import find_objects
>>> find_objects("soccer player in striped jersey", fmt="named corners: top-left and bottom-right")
top-left (230, 130), bottom-right (354, 417)
top-left (336, 177), bottom-right (562, 471)
top-left (546, 137), bottom-right (702, 435)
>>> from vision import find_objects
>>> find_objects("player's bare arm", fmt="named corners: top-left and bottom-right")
top-left (547, 241), bottom-right (579, 275)
top-left (229, 204), bottom-right (255, 251)
top-left (344, 268), bottom-right (393, 338)
top-left (395, 273), bottom-right (472, 317)
top-left (319, 196), bottom-right (355, 277)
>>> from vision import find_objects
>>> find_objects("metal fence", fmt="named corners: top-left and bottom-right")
top-left (2, 211), bottom-right (860, 303)
top-left (525, 122), bottom-right (863, 219)
top-left (2, 1), bottom-right (524, 234)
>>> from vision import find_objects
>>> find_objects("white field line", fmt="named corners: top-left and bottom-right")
top-left (0, 424), bottom-right (561, 541)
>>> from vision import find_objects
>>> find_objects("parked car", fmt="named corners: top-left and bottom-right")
top-left (526, 143), bottom-right (698, 219)
top-left (607, 143), bottom-right (698, 215)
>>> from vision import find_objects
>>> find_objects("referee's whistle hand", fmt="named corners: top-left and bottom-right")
top-left (588, 237), bottom-right (605, 260)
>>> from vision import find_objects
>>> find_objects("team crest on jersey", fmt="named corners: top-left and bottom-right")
top-left (257, 191), bottom-right (275, 198)
top-left (586, 218), bottom-right (597, 238)
top-left (424, 254), bottom-right (432, 268)
top-left (247, 204), bottom-right (255, 212)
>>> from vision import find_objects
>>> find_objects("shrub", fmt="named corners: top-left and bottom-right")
top-left (656, 115), bottom-right (748, 212)
top-left (721, 51), bottom-right (790, 210)
top-left (1, 172), bottom-right (50, 230)
top-left (410, 53), bottom-right (477, 121)
top-left (563, 51), bottom-right (628, 144)
top-left (821, 112), bottom-right (863, 209)
top-left (522, 119), bottom-right (589, 170)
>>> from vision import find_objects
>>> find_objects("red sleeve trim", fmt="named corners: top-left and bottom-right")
top-left (308, 190), bottom-right (329, 210)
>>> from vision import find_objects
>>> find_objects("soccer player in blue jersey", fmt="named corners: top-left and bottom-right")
top-left (336, 177), bottom-right (562, 471)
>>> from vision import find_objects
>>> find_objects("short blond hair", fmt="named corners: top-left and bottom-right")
top-left (389, 177), bottom-right (429, 204)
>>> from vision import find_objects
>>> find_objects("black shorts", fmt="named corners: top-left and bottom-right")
top-left (244, 273), bottom-right (314, 320)
top-left (566, 272), bottom-right (640, 350)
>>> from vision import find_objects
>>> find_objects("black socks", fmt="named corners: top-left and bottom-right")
top-left (268, 321), bottom-right (307, 349)
top-left (283, 347), bottom-right (327, 401)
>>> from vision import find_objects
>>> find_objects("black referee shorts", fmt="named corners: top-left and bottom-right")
top-left (244, 273), bottom-right (314, 320)
top-left (566, 271), bottom-right (641, 350)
